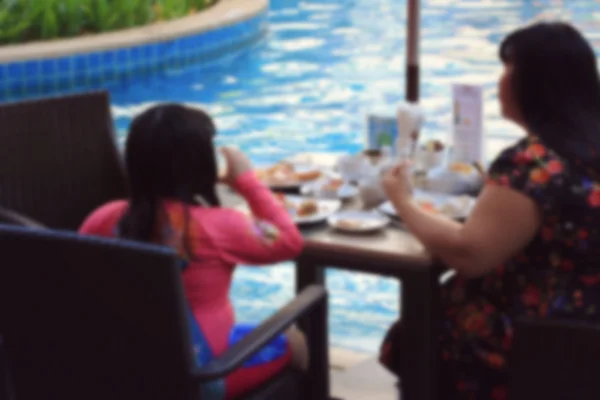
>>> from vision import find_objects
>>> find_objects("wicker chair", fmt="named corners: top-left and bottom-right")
top-left (0, 91), bottom-right (127, 230)
top-left (388, 270), bottom-right (600, 399)
top-left (509, 317), bottom-right (600, 400)
top-left (0, 335), bottom-right (12, 400)
top-left (0, 207), bottom-right (44, 400)
top-left (0, 206), bottom-right (45, 229)
top-left (0, 225), bottom-right (330, 400)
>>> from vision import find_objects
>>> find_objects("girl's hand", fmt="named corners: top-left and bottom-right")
top-left (220, 147), bottom-right (253, 186)
top-left (381, 161), bottom-right (414, 206)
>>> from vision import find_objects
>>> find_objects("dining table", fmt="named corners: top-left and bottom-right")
top-left (219, 154), bottom-right (444, 400)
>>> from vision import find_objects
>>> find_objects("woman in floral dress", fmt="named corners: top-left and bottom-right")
top-left (379, 22), bottom-right (600, 399)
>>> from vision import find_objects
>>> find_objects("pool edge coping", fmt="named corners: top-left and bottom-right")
top-left (0, 0), bottom-right (268, 63)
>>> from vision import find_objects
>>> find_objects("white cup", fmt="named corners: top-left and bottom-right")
top-left (414, 146), bottom-right (446, 171)
top-left (337, 154), bottom-right (374, 182)
top-left (358, 178), bottom-right (387, 209)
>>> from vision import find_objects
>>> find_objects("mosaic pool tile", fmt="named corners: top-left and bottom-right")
top-left (0, 12), bottom-right (267, 100)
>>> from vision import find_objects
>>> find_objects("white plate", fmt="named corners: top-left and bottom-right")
top-left (235, 196), bottom-right (340, 225)
top-left (328, 211), bottom-right (389, 233)
top-left (268, 181), bottom-right (303, 190)
top-left (378, 190), bottom-right (476, 220)
top-left (300, 179), bottom-right (359, 200)
top-left (285, 153), bottom-right (342, 169)
top-left (256, 163), bottom-right (321, 189)
top-left (284, 195), bottom-right (342, 224)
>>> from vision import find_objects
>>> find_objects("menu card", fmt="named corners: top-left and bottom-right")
top-left (451, 84), bottom-right (484, 164)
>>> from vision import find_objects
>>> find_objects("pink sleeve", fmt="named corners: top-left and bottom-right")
top-left (79, 200), bottom-right (128, 237)
top-left (206, 171), bottom-right (304, 265)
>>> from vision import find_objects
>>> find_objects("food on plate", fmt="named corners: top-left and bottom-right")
top-left (437, 196), bottom-right (472, 217)
top-left (448, 162), bottom-right (475, 175)
top-left (416, 200), bottom-right (438, 213)
top-left (257, 162), bottom-right (321, 185)
top-left (425, 139), bottom-right (445, 152)
top-left (295, 170), bottom-right (322, 182)
top-left (275, 194), bottom-right (319, 217)
top-left (415, 195), bottom-right (473, 218)
top-left (256, 163), bottom-right (294, 184)
top-left (438, 202), bottom-right (459, 216)
top-left (321, 178), bottom-right (344, 192)
top-left (335, 219), bottom-right (366, 229)
top-left (297, 200), bottom-right (319, 217)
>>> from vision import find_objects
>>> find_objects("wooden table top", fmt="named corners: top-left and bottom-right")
top-left (219, 182), bottom-right (433, 274)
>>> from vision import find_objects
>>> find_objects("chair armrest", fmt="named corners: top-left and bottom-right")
top-left (439, 269), bottom-right (456, 285)
top-left (514, 316), bottom-right (600, 332)
top-left (192, 285), bottom-right (327, 381)
top-left (0, 207), bottom-right (45, 229)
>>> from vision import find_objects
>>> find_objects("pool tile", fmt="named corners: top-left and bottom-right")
top-left (130, 46), bottom-right (142, 65)
top-left (88, 52), bottom-right (102, 69)
top-left (102, 51), bottom-right (115, 65)
top-left (41, 60), bottom-right (58, 75)
top-left (7, 63), bottom-right (22, 80)
top-left (57, 57), bottom-right (73, 77)
top-left (22, 61), bottom-right (39, 78)
top-left (141, 45), bottom-right (154, 62)
top-left (180, 36), bottom-right (195, 52)
top-left (74, 74), bottom-right (87, 89)
top-left (116, 49), bottom-right (129, 64)
top-left (72, 55), bottom-right (87, 72)
top-left (0, 10), bottom-right (267, 100)
top-left (105, 68), bottom-right (116, 81)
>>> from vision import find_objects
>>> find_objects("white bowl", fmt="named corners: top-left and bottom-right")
top-left (425, 164), bottom-right (483, 195)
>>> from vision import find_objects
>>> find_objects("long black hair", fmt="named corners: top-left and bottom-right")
top-left (500, 22), bottom-right (600, 175)
top-left (119, 104), bottom-right (220, 246)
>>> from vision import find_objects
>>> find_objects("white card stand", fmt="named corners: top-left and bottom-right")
top-left (451, 84), bottom-right (484, 165)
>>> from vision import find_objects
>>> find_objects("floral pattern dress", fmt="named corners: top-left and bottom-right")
top-left (437, 136), bottom-right (600, 399)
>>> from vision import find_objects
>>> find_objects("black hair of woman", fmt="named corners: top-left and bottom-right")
top-left (119, 103), bottom-right (221, 244)
top-left (499, 21), bottom-right (600, 176)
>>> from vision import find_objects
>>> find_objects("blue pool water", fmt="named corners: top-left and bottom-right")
top-left (108, 0), bottom-right (600, 352)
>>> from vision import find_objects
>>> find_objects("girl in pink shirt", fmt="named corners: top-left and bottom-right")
top-left (79, 104), bottom-right (305, 399)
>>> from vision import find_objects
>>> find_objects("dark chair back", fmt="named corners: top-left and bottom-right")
top-left (510, 317), bottom-right (600, 400)
top-left (0, 335), bottom-right (13, 400)
top-left (0, 91), bottom-right (127, 230)
top-left (0, 226), bottom-right (199, 400)
top-left (0, 208), bottom-right (43, 400)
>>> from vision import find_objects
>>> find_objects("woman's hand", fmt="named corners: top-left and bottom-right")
top-left (381, 161), bottom-right (414, 208)
top-left (220, 147), bottom-right (253, 186)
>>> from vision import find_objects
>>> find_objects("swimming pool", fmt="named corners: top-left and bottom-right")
top-left (109, 0), bottom-right (600, 352)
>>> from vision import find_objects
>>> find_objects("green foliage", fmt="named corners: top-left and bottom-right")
top-left (0, 0), bottom-right (216, 45)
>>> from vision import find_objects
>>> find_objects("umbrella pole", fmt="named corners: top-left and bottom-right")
top-left (405, 0), bottom-right (420, 102)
